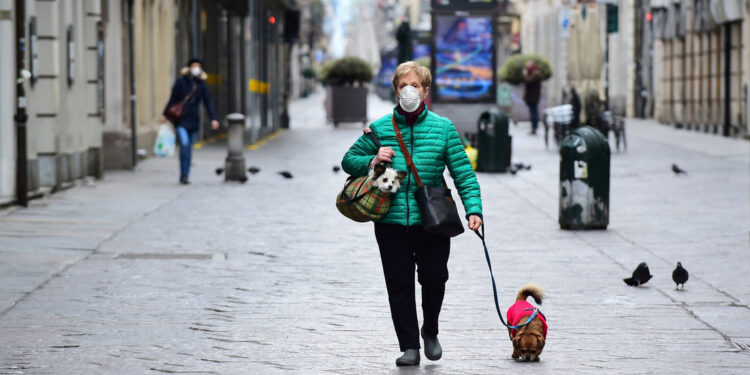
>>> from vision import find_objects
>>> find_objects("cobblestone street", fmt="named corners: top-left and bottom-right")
top-left (1, 90), bottom-right (750, 374)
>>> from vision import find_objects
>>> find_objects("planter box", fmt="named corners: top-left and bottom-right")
top-left (326, 85), bottom-right (368, 126)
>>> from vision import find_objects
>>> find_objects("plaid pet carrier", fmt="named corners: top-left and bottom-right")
top-left (336, 129), bottom-right (392, 222)
top-left (336, 176), bottom-right (391, 222)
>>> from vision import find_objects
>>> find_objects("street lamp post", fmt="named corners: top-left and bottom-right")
top-left (14, 0), bottom-right (28, 207)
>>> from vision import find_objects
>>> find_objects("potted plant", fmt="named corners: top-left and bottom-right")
top-left (497, 54), bottom-right (553, 122)
top-left (321, 56), bottom-right (373, 127)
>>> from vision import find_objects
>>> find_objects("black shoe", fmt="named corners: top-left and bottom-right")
top-left (421, 328), bottom-right (442, 361)
top-left (179, 175), bottom-right (190, 185)
top-left (395, 349), bottom-right (420, 366)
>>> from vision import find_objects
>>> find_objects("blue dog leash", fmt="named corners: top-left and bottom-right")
top-left (474, 224), bottom-right (539, 331)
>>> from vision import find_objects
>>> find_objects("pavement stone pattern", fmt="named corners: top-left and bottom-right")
top-left (1, 89), bottom-right (749, 374)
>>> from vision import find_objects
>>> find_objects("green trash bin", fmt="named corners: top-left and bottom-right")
top-left (476, 107), bottom-right (512, 172)
top-left (559, 126), bottom-right (610, 229)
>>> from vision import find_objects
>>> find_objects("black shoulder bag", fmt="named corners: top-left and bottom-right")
top-left (392, 117), bottom-right (465, 237)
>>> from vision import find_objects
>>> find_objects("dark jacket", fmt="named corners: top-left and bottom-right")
top-left (522, 65), bottom-right (543, 106)
top-left (163, 68), bottom-right (217, 133)
top-left (342, 106), bottom-right (482, 226)
top-left (396, 21), bottom-right (413, 64)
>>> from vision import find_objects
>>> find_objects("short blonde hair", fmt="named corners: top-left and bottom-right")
top-left (392, 61), bottom-right (431, 91)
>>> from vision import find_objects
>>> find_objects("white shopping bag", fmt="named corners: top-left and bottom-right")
top-left (153, 124), bottom-right (176, 157)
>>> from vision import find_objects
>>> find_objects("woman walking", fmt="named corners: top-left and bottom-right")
top-left (160, 58), bottom-right (219, 185)
top-left (523, 59), bottom-right (543, 135)
top-left (342, 62), bottom-right (482, 366)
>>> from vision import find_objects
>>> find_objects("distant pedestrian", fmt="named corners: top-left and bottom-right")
top-left (523, 60), bottom-right (543, 135)
top-left (160, 58), bottom-right (219, 185)
top-left (396, 18), bottom-right (413, 64)
top-left (569, 87), bottom-right (582, 127)
top-left (342, 61), bottom-right (483, 366)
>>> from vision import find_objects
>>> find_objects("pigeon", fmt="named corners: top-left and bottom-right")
top-left (278, 171), bottom-right (293, 179)
top-left (248, 167), bottom-right (261, 174)
top-left (623, 262), bottom-right (653, 286)
top-left (672, 164), bottom-right (687, 175)
top-left (215, 167), bottom-right (224, 175)
top-left (672, 262), bottom-right (689, 290)
top-left (513, 163), bottom-right (532, 171)
top-left (333, 166), bottom-right (341, 173)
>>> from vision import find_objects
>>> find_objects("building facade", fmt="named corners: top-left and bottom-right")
top-left (517, 0), bottom-right (748, 137)
top-left (0, 0), bottom-right (106, 204)
top-left (1, 0), bottom-right (306, 206)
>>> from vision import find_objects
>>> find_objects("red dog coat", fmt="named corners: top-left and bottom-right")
top-left (506, 300), bottom-right (547, 338)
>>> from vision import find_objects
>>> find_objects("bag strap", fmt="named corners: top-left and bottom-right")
top-left (392, 116), bottom-right (424, 188)
top-left (363, 129), bottom-right (382, 148)
top-left (181, 84), bottom-right (198, 105)
top-left (474, 224), bottom-right (539, 331)
top-left (340, 176), bottom-right (370, 203)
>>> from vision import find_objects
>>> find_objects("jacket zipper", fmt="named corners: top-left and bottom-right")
top-left (404, 123), bottom-right (410, 229)
top-left (407, 125), bottom-right (415, 229)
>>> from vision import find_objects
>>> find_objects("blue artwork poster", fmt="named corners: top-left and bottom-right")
top-left (413, 43), bottom-right (430, 60)
top-left (434, 15), bottom-right (494, 101)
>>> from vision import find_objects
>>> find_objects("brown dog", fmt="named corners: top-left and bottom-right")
top-left (506, 283), bottom-right (547, 361)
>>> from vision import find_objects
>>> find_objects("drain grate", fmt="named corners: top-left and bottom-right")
top-left (116, 253), bottom-right (213, 260)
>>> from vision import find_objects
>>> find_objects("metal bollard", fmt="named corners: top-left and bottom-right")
top-left (225, 113), bottom-right (247, 182)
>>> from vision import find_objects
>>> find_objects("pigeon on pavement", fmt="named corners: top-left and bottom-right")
top-left (672, 164), bottom-right (687, 175)
top-left (623, 262), bottom-right (653, 286)
top-left (672, 262), bottom-right (689, 290)
top-left (278, 171), bottom-right (293, 179)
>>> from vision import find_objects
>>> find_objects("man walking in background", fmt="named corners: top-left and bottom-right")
top-left (523, 60), bottom-right (542, 135)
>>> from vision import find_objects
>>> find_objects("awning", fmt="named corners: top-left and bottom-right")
top-left (709, 0), bottom-right (743, 24)
top-left (693, 0), bottom-right (718, 32)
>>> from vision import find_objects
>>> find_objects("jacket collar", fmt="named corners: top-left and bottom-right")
top-left (392, 104), bottom-right (429, 127)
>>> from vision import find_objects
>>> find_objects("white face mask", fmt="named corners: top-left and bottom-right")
top-left (399, 85), bottom-right (421, 113)
top-left (191, 67), bottom-right (202, 77)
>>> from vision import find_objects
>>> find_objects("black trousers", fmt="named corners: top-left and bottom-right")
top-left (374, 223), bottom-right (450, 351)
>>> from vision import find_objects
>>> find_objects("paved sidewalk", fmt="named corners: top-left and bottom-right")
top-left (1, 89), bottom-right (749, 374)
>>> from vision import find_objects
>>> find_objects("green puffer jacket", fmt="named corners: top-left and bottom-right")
top-left (342, 106), bottom-right (482, 226)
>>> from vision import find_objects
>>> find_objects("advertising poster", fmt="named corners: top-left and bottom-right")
top-left (434, 15), bottom-right (495, 102)
top-left (413, 43), bottom-right (430, 60)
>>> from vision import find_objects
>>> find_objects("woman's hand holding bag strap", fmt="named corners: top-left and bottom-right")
top-left (391, 116), bottom-right (465, 237)
top-left (165, 84), bottom-right (197, 125)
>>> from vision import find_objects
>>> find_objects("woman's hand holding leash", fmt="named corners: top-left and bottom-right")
top-left (468, 214), bottom-right (482, 231)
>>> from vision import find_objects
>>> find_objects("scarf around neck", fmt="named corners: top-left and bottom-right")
top-left (396, 101), bottom-right (426, 126)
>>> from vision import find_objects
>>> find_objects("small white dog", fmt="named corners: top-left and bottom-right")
top-left (369, 163), bottom-right (406, 194)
